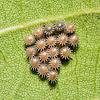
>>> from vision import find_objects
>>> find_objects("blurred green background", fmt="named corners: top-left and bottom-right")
top-left (0, 0), bottom-right (100, 100)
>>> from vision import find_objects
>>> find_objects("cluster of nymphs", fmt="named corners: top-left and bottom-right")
top-left (24, 21), bottom-right (79, 84)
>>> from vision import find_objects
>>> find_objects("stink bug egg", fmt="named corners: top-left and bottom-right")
top-left (69, 34), bottom-right (79, 46)
top-left (24, 34), bottom-right (35, 46)
top-left (49, 58), bottom-right (61, 70)
top-left (54, 21), bottom-right (65, 32)
top-left (37, 64), bottom-right (48, 78)
top-left (30, 57), bottom-right (40, 71)
top-left (26, 46), bottom-right (36, 58)
top-left (49, 47), bottom-right (59, 58)
top-left (39, 51), bottom-right (49, 62)
top-left (44, 24), bottom-right (54, 35)
top-left (47, 36), bottom-right (57, 47)
top-left (65, 23), bottom-right (76, 34)
top-left (57, 34), bottom-right (68, 46)
top-left (36, 39), bottom-right (46, 51)
top-left (60, 47), bottom-right (71, 59)
top-left (34, 27), bottom-right (44, 38)
top-left (47, 70), bottom-right (58, 83)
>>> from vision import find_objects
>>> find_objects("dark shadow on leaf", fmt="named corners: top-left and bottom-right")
top-left (24, 44), bottom-right (28, 50)
top-left (30, 68), bottom-right (37, 75)
top-left (84, 20), bottom-right (87, 22)
top-left (48, 81), bottom-right (58, 89)
top-left (61, 59), bottom-right (70, 66)
top-left (30, 65), bottom-right (47, 82)
top-left (56, 66), bottom-right (61, 74)
top-left (38, 75), bottom-right (46, 82)
top-left (69, 44), bottom-right (79, 53)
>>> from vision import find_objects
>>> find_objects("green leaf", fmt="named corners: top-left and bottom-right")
top-left (0, 0), bottom-right (100, 100)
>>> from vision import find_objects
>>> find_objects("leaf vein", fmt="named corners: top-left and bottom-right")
top-left (0, 8), bottom-right (100, 35)
top-left (94, 47), bottom-right (100, 95)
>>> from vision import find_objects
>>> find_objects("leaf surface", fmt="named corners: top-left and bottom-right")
top-left (0, 0), bottom-right (100, 100)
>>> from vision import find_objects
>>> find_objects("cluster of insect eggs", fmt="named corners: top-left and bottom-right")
top-left (24, 21), bottom-right (79, 84)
